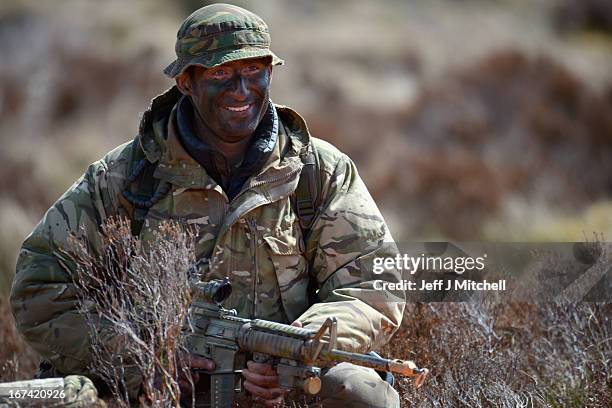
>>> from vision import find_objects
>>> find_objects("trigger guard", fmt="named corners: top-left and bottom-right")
top-left (252, 352), bottom-right (271, 364)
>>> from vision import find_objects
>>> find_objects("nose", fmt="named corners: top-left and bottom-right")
top-left (229, 75), bottom-right (249, 101)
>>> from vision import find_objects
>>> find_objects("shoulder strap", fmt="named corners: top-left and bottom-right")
top-left (295, 142), bottom-right (322, 240)
top-left (120, 136), bottom-right (169, 236)
top-left (294, 142), bottom-right (323, 304)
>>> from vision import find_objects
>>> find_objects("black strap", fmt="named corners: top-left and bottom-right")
top-left (291, 139), bottom-right (322, 305)
top-left (121, 137), bottom-right (170, 236)
top-left (294, 146), bottom-right (321, 240)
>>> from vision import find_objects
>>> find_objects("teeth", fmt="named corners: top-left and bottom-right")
top-left (226, 104), bottom-right (250, 112)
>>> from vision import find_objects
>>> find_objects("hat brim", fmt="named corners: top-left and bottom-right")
top-left (163, 47), bottom-right (284, 78)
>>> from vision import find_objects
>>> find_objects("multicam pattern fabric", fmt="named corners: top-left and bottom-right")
top-left (63, 375), bottom-right (107, 408)
top-left (164, 3), bottom-right (284, 77)
top-left (10, 85), bottom-right (405, 403)
top-left (316, 363), bottom-right (400, 408)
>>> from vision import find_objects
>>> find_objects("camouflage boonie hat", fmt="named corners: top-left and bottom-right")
top-left (164, 3), bottom-right (284, 78)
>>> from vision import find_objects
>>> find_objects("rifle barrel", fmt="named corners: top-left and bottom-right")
top-left (321, 349), bottom-right (429, 387)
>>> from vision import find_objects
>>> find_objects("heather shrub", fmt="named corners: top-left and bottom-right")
top-left (69, 218), bottom-right (198, 407)
top-left (388, 302), bottom-right (611, 407)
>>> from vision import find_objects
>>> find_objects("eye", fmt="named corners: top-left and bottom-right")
top-left (243, 64), bottom-right (263, 75)
top-left (208, 68), bottom-right (230, 80)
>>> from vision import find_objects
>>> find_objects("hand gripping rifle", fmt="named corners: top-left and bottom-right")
top-left (185, 278), bottom-right (428, 408)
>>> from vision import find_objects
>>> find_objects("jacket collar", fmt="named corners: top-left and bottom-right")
top-left (175, 95), bottom-right (278, 200)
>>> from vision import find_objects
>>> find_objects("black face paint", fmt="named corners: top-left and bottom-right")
top-left (189, 59), bottom-right (271, 143)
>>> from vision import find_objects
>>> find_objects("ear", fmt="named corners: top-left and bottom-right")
top-left (175, 71), bottom-right (193, 96)
top-left (267, 65), bottom-right (273, 84)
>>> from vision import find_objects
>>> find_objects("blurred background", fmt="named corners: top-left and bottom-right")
top-left (1, 0), bottom-right (611, 399)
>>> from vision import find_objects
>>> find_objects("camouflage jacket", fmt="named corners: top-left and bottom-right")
top-left (11, 87), bottom-right (405, 397)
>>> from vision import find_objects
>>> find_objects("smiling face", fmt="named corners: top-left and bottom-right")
top-left (176, 58), bottom-right (273, 143)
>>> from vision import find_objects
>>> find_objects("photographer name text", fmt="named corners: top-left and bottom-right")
top-left (373, 279), bottom-right (506, 291)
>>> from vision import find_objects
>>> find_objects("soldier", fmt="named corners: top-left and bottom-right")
top-left (11, 3), bottom-right (405, 407)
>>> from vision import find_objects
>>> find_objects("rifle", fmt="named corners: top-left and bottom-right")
top-left (185, 278), bottom-right (428, 408)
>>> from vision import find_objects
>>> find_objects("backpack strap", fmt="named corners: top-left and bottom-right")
top-left (295, 143), bottom-right (322, 304)
top-left (295, 144), bottom-right (321, 240)
top-left (280, 119), bottom-right (323, 304)
top-left (120, 136), bottom-right (170, 236)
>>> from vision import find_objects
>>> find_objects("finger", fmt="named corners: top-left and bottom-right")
top-left (243, 381), bottom-right (286, 400)
top-left (242, 368), bottom-right (279, 387)
top-left (178, 370), bottom-right (199, 385)
top-left (252, 394), bottom-right (286, 408)
top-left (190, 356), bottom-right (215, 371)
top-left (291, 320), bottom-right (302, 328)
top-left (264, 394), bottom-right (285, 407)
top-left (246, 360), bottom-right (276, 375)
top-left (178, 375), bottom-right (198, 393)
top-left (178, 379), bottom-right (192, 391)
top-left (179, 364), bottom-right (199, 377)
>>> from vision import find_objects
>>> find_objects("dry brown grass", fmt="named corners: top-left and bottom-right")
top-left (392, 49), bottom-right (612, 240)
top-left (0, 297), bottom-right (39, 383)
top-left (69, 218), bottom-right (198, 407)
top-left (2, 220), bottom-right (611, 407)
top-left (554, 0), bottom-right (612, 35)
top-left (386, 302), bottom-right (612, 407)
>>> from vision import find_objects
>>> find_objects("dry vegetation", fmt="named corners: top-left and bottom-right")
top-left (0, 298), bottom-right (38, 383)
top-left (380, 49), bottom-right (612, 240)
top-left (70, 218), bottom-right (198, 407)
top-left (3, 220), bottom-right (610, 407)
top-left (1, 0), bottom-right (612, 407)
top-left (554, 0), bottom-right (612, 35)
top-left (386, 301), bottom-right (611, 407)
